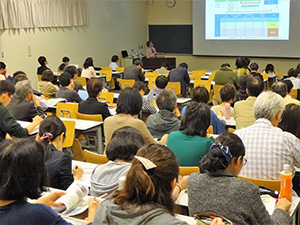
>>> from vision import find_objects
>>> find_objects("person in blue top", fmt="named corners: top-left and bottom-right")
top-left (181, 86), bottom-right (225, 134)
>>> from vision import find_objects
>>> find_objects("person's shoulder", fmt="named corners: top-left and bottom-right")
top-left (23, 202), bottom-right (65, 221)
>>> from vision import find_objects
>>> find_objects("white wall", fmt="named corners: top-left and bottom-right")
top-left (0, 0), bottom-right (148, 87)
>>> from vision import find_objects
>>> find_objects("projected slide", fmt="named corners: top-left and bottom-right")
top-left (205, 0), bottom-right (290, 40)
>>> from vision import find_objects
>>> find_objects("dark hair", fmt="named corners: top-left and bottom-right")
top-left (64, 65), bottom-right (77, 78)
top-left (288, 68), bottom-right (296, 78)
top-left (87, 79), bottom-right (103, 98)
top-left (265, 64), bottom-right (275, 73)
top-left (133, 81), bottom-right (146, 92)
top-left (116, 87), bottom-right (142, 115)
top-left (38, 56), bottom-right (47, 66)
top-left (146, 41), bottom-right (152, 47)
top-left (201, 132), bottom-right (245, 172)
top-left (191, 86), bottom-right (209, 103)
top-left (221, 63), bottom-right (230, 68)
top-left (0, 62), bottom-right (6, 70)
top-left (243, 57), bottom-right (250, 67)
top-left (0, 138), bottom-right (47, 200)
top-left (13, 71), bottom-right (26, 78)
top-left (247, 77), bottom-right (263, 97)
top-left (107, 127), bottom-right (144, 161)
top-left (113, 144), bottom-right (179, 214)
top-left (283, 80), bottom-right (293, 93)
top-left (14, 74), bottom-right (28, 85)
top-left (250, 62), bottom-right (259, 71)
top-left (179, 62), bottom-right (188, 70)
top-left (161, 62), bottom-right (169, 69)
top-left (83, 57), bottom-right (94, 69)
top-left (156, 90), bottom-right (177, 112)
top-left (41, 69), bottom-right (54, 82)
top-left (155, 75), bottom-right (168, 89)
top-left (111, 55), bottom-right (119, 62)
top-left (220, 84), bottom-right (236, 102)
top-left (134, 60), bottom-right (143, 67)
top-left (278, 104), bottom-right (300, 139)
top-left (180, 102), bottom-right (210, 137)
top-left (271, 81), bottom-right (287, 98)
top-left (0, 80), bottom-right (15, 96)
top-left (238, 75), bottom-right (249, 90)
top-left (62, 57), bottom-right (70, 63)
top-left (235, 57), bottom-right (244, 68)
top-left (59, 72), bottom-right (72, 87)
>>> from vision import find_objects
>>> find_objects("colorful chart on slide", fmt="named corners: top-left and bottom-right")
top-left (205, 0), bottom-right (290, 40)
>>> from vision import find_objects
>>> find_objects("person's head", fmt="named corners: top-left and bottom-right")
top-left (0, 138), bottom-right (47, 201)
top-left (12, 71), bottom-right (26, 78)
top-left (180, 102), bottom-right (211, 137)
top-left (116, 87), bottom-right (142, 116)
top-left (87, 79), bottom-right (103, 98)
top-left (15, 80), bottom-right (33, 101)
top-left (64, 65), bottom-right (77, 78)
top-left (38, 56), bottom-right (47, 66)
top-left (155, 75), bottom-right (168, 89)
top-left (238, 75), bottom-right (249, 91)
top-left (14, 74), bottom-right (28, 85)
top-left (0, 80), bottom-right (15, 106)
top-left (107, 127), bottom-right (144, 162)
top-left (41, 69), bottom-right (54, 82)
top-left (246, 77), bottom-right (263, 97)
top-left (161, 62), bottom-right (169, 69)
top-left (220, 84), bottom-right (236, 103)
top-left (0, 62), bottom-right (6, 74)
top-left (179, 62), bottom-right (188, 70)
top-left (201, 132), bottom-right (246, 176)
top-left (59, 72), bottom-right (73, 88)
top-left (113, 144), bottom-right (179, 214)
top-left (37, 116), bottom-right (66, 153)
top-left (254, 91), bottom-right (285, 126)
top-left (265, 64), bottom-right (274, 73)
top-left (111, 55), bottom-right (119, 63)
top-left (156, 90), bottom-right (177, 112)
top-left (271, 81), bottom-right (288, 98)
top-left (288, 68), bottom-right (296, 78)
top-left (83, 57), bottom-right (94, 69)
top-left (243, 57), bottom-right (250, 68)
top-left (283, 80), bottom-right (293, 94)
top-left (250, 62), bottom-right (259, 71)
top-left (221, 63), bottom-right (230, 69)
top-left (235, 57), bottom-right (244, 68)
top-left (278, 104), bottom-right (300, 139)
top-left (146, 41), bottom-right (153, 47)
top-left (134, 60), bottom-right (143, 67)
top-left (62, 56), bottom-right (70, 65)
top-left (191, 86), bottom-right (209, 103)
top-left (133, 81), bottom-right (146, 96)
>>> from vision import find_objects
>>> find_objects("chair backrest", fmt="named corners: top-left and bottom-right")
top-left (238, 176), bottom-right (280, 192)
top-left (62, 120), bottom-right (75, 148)
top-left (194, 80), bottom-right (211, 93)
top-left (228, 128), bottom-right (236, 133)
top-left (99, 92), bottom-right (114, 105)
top-left (56, 102), bottom-right (78, 119)
top-left (118, 79), bottom-right (135, 89)
top-left (116, 67), bottom-right (125, 72)
top-left (290, 89), bottom-right (298, 99)
top-left (148, 77), bottom-right (156, 90)
top-left (76, 112), bottom-right (103, 122)
top-left (192, 70), bottom-right (206, 76)
top-left (165, 72), bottom-right (169, 77)
top-left (262, 73), bottom-right (269, 81)
top-left (189, 74), bottom-right (202, 81)
top-left (145, 72), bottom-right (159, 80)
top-left (84, 150), bottom-right (109, 164)
top-left (207, 125), bottom-right (213, 134)
top-left (213, 85), bottom-right (224, 102)
top-left (37, 74), bottom-right (42, 81)
top-left (276, 72), bottom-right (284, 78)
top-left (101, 67), bottom-right (112, 71)
top-left (74, 76), bottom-right (87, 87)
top-left (71, 138), bottom-right (85, 161)
top-left (100, 70), bottom-right (112, 82)
top-left (179, 166), bottom-right (200, 176)
top-left (166, 82), bottom-right (181, 96)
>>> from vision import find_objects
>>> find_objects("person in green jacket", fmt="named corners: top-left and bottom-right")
top-left (214, 63), bottom-right (239, 88)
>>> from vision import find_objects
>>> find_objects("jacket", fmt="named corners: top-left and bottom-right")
top-left (123, 65), bottom-right (145, 81)
top-left (234, 96), bottom-right (256, 129)
top-left (78, 97), bottom-right (111, 120)
top-left (37, 81), bottom-right (58, 97)
top-left (56, 87), bottom-right (82, 103)
top-left (168, 67), bottom-right (190, 97)
top-left (214, 67), bottom-right (239, 88)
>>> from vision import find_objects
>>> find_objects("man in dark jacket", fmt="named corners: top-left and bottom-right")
top-left (123, 60), bottom-right (145, 81)
top-left (168, 62), bottom-right (190, 97)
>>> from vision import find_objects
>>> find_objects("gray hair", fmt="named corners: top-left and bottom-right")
top-left (254, 91), bottom-right (285, 120)
top-left (15, 80), bottom-right (32, 100)
top-left (156, 90), bottom-right (177, 112)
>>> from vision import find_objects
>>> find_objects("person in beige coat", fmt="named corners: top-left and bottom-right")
top-left (37, 70), bottom-right (58, 97)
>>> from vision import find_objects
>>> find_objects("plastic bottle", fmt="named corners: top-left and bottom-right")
top-left (225, 103), bottom-right (230, 120)
top-left (280, 164), bottom-right (293, 201)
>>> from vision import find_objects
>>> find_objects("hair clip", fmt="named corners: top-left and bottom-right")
top-left (134, 156), bottom-right (157, 170)
top-left (40, 132), bottom-right (53, 142)
top-left (210, 143), bottom-right (233, 164)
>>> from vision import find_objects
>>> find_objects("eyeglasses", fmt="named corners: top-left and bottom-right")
top-left (243, 156), bottom-right (247, 166)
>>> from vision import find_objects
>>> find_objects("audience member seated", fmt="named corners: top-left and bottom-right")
top-left (56, 72), bottom-right (82, 103)
top-left (233, 57), bottom-right (250, 76)
top-left (235, 75), bottom-right (249, 102)
top-left (104, 87), bottom-right (167, 147)
top-left (81, 57), bottom-right (96, 79)
top-left (145, 40), bottom-right (157, 58)
top-left (234, 77), bottom-right (263, 129)
top-left (286, 68), bottom-right (300, 89)
top-left (37, 70), bottom-right (58, 97)
top-left (262, 63), bottom-right (276, 76)
top-left (146, 90), bottom-right (180, 138)
top-left (167, 102), bottom-right (214, 167)
top-left (214, 63), bottom-right (238, 88)
top-left (36, 116), bottom-right (83, 190)
top-left (0, 138), bottom-right (73, 225)
top-left (211, 84), bottom-right (235, 117)
top-left (147, 75), bottom-right (168, 103)
top-left (271, 80), bottom-right (300, 106)
top-left (188, 132), bottom-right (291, 225)
top-left (168, 62), bottom-right (190, 97)
top-left (90, 126), bottom-right (144, 197)
top-left (123, 60), bottom-right (145, 81)
top-left (0, 61), bottom-right (6, 80)
top-left (78, 79), bottom-right (110, 120)
top-left (64, 65), bottom-right (84, 92)
top-left (37, 56), bottom-right (50, 75)
top-left (133, 81), bottom-right (157, 114)
top-left (0, 81), bottom-right (42, 141)
top-left (250, 62), bottom-right (263, 81)
top-left (58, 56), bottom-right (70, 72)
top-left (235, 91), bottom-right (300, 180)
top-left (7, 80), bottom-right (45, 122)
top-left (181, 86), bottom-right (225, 134)
top-left (109, 55), bottom-right (119, 71)
top-left (155, 62), bottom-right (169, 75)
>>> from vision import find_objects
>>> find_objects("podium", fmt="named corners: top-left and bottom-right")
top-left (142, 57), bottom-right (176, 70)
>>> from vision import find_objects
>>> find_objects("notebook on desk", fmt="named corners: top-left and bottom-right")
top-left (78, 90), bottom-right (88, 100)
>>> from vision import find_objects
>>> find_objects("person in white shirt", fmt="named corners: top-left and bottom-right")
top-left (109, 55), bottom-right (119, 71)
top-left (81, 57), bottom-right (96, 79)
top-left (286, 68), bottom-right (300, 89)
top-left (0, 62), bottom-right (6, 80)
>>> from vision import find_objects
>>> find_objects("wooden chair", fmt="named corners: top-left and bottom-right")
top-left (238, 176), bottom-right (280, 192)
top-left (56, 102), bottom-right (78, 119)
top-left (207, 125), bottom-right (213, 134)
top-left (117, 79), bottom-right (135, 89)
top-left (276, 72), bottom-right (284, 80)
top-left (189, 73), bottom-right (202, 81)
top-left (99, 92), bottom-right (114, 105)
top-left (84, 150), bottom-right (109, 164)
top-left (101, 67), bottom-right (112, 71)
top-left (290, 89), bottom-right (298, 99)
top-left (197, 69), bottom-right (209, 73)
top-left (71, 138), bottom-right (85, 161)
top-left (192, 70), bottom-right (206, 77)
top-left (62, 120), bottom-right (75, 148)
top-left (100, 70), bottom-right (112, 82)
top-left (76, 112), bottom-right (103, 122)
top-left (116, 67), bottom-right (125, 72)
top-left (166, 82), bottom-right (181, 96)
top-left (145, 72), bottom-right (159, 80)
top-left (194, 80), bottom-right (211, 93)
top-left (179, 166), bottom-right (200, 176)
top-left (37, 74), bottom-right (42, 81)
top-left (213, 85), bottom-right (224, 105)
top-left (74, 76), bottom-right (87, 87)
top-left (148, 77), bottom-right (156, 90)
top-left (165, 72), bottom-right (169, 77)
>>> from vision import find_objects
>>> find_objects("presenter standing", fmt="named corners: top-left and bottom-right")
top-left (145, 41), bottom-right (157, 58)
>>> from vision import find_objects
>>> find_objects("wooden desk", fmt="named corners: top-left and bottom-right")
top-left (142, 57), bottom-right (176, 70)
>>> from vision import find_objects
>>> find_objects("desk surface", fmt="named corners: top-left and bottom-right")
top-left (17, 120), bottom-right (39, 135)
top-left (60, 117), bottom-right (103, 131)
